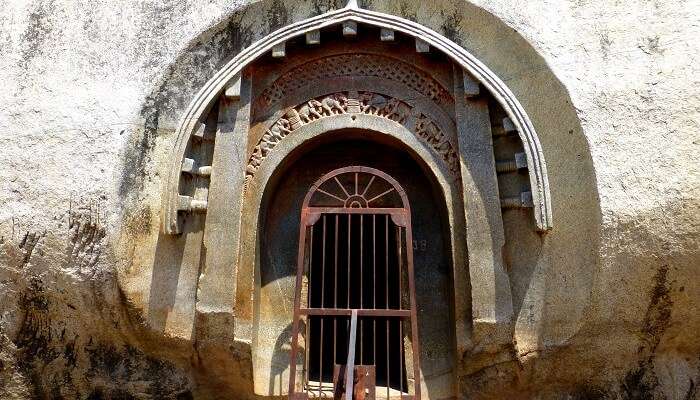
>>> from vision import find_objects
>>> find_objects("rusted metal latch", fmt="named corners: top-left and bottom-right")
top-left (333, 310), bottom-right (376, 400)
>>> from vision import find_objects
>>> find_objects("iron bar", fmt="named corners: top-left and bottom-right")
top-left (300, 308), bottom-right (411, 317)
top-left (368, 188), bottom-right (396, 204)
top-left (362, 176), bottom-right (376, 197)
top-left (373, 214), bottom-right (377, 373)
top-left (386, 214), bottom-right (390, 400)
top-left (317, 188), bottom-right (346, 203)
top-left (320, 215), bottom-right (326, 396)
top-left (360, 214), bottom-right (364, 364)
top-left (397, 226), bottom-right (403, 397)
top-left (306, 225), bottom-right (314, 391)
top-left (335, 177), bottom-right (351, 198)
top-left (288, 218), bottom-right (309, 396)
top-left (334, 215), bottom-right (339, 366)
top-left (345, 310), bottom-right (358, 400)
top-left (307, 207), bottom-right (406, 216)
top-left (347, 213), bottom-right (351, 358)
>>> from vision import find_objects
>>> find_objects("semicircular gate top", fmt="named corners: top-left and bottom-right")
top-left (303, 166), bottom-right (410, 210)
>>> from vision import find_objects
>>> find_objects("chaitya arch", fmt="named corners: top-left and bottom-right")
top-left (156, 1), bottom-right (554, 398)
top-left (162, 0), bottom-right (552, 235)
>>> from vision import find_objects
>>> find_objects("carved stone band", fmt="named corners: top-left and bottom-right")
top-left (245, 91), bottom-right (460, 184)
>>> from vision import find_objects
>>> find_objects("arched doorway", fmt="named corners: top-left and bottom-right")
top-left (289, 165), bottom-right (419, 400)
top-left (152, 2), bottom-right (565, 397)
top-left (259, 137), bottom-right (456, 399)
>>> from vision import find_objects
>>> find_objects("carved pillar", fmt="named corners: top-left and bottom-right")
top-left (196, 73), bottom-right (252, 342)
top-left (163, 215), bottom-right (205, 340)
top-left (162, 119), bottom-right (216, 340)
top-left (453, 67), bottom-right (514, 353)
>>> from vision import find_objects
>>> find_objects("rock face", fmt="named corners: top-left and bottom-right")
top-left (0, 208), bottom-right (194, 399)
top-left (0, 1), bottom-right (698, 399)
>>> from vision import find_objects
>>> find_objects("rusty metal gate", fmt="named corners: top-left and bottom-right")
top-left (289, 166), bottom-right (421, 400)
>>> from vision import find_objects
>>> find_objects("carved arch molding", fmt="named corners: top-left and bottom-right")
top-left (246, 53), bottom-right (461, 182)
top-left (158, 1), bottom-right (553, 396)
top-left (162, 2), bottom-right (552, 234)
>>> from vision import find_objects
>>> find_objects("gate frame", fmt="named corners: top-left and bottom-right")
top-left (288, 166), bottom-right (421, 400)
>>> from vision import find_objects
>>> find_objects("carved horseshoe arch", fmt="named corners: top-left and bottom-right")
top-left (162, 0), bottom-right (553, 234)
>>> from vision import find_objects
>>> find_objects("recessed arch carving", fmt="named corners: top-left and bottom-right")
top-left (254, 53), bottom-right (454, 113)
top-left (161, 0), bottom-right (552, 235)
top-left (242, 123), bottom-right (466, 398)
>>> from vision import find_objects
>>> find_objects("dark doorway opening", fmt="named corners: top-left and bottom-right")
top-left (288, 166), bottom-right (420, 399)
top-left (306, 213), bottom-right (407, 393)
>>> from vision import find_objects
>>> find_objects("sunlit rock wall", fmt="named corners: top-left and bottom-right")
top-left (0, 0), bottom-right (697, 399)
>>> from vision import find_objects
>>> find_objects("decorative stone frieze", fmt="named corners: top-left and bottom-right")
top-left (245, 91), bottom-right (460, 184)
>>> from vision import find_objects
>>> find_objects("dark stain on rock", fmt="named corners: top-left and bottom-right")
top-left (361, 0), bottom-right (416, 21)
top-left (120, 10), bottom-right (255, 199)
top-left (19, 230), bottom-right (43, 267)
top-left (599, 31), bottom-right (612, 59)
top-left (639, 36), bottom-right (664, 55)
top-left (11, 273), bottom-right (193, 399)
top-left (397, 1), bottom-right (418, 23)
top-left (15, 277), bottom-right (59, 396)
top-left (572, 386), bottom-right (611, 400)
top-left (167, 16), bottom-right (252, 107)
top-left (16, 278), bottom-right (54, 363)
top-left (66, 209), bottom-right (107, 272)
top-left (118, 109), bottom-right (158, 198)
top-left (87, 387), bottom-right (138, 400)
top-left (85, 344), bottom-right (191, 399)
top-left (122, 205), bottom-right (153, 236)
top-left (622, 365), bottom-right (659, 400)
top-left (684, 379), bottom-right (697, 400)
top-left (440, 5), bottom-right (464, 42)
top-left (18, 0), bottom-right (55, 71)
top-left (621, 265), bottom-right (673, 399)
top-left (209, 15), bottom-right (254, 73)
top-left (639, 265), bottom-right (672, 353)
top-left (266, 0), bottom-right (290, 32)
top-left (86, 345), bottom-right (125, 380)
top-left (63, 339), bottom-right (77, 368)
top-left (310, 0), bottom-right (344, 16)
top-left (177, 391), bottom-right (194, 400)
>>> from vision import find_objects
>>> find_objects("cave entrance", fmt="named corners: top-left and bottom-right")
top-left (289, 166), bottom-right (420, 400)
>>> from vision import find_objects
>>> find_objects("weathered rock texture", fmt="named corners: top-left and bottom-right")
top-left (0, 0), bottom-right (698, 399)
